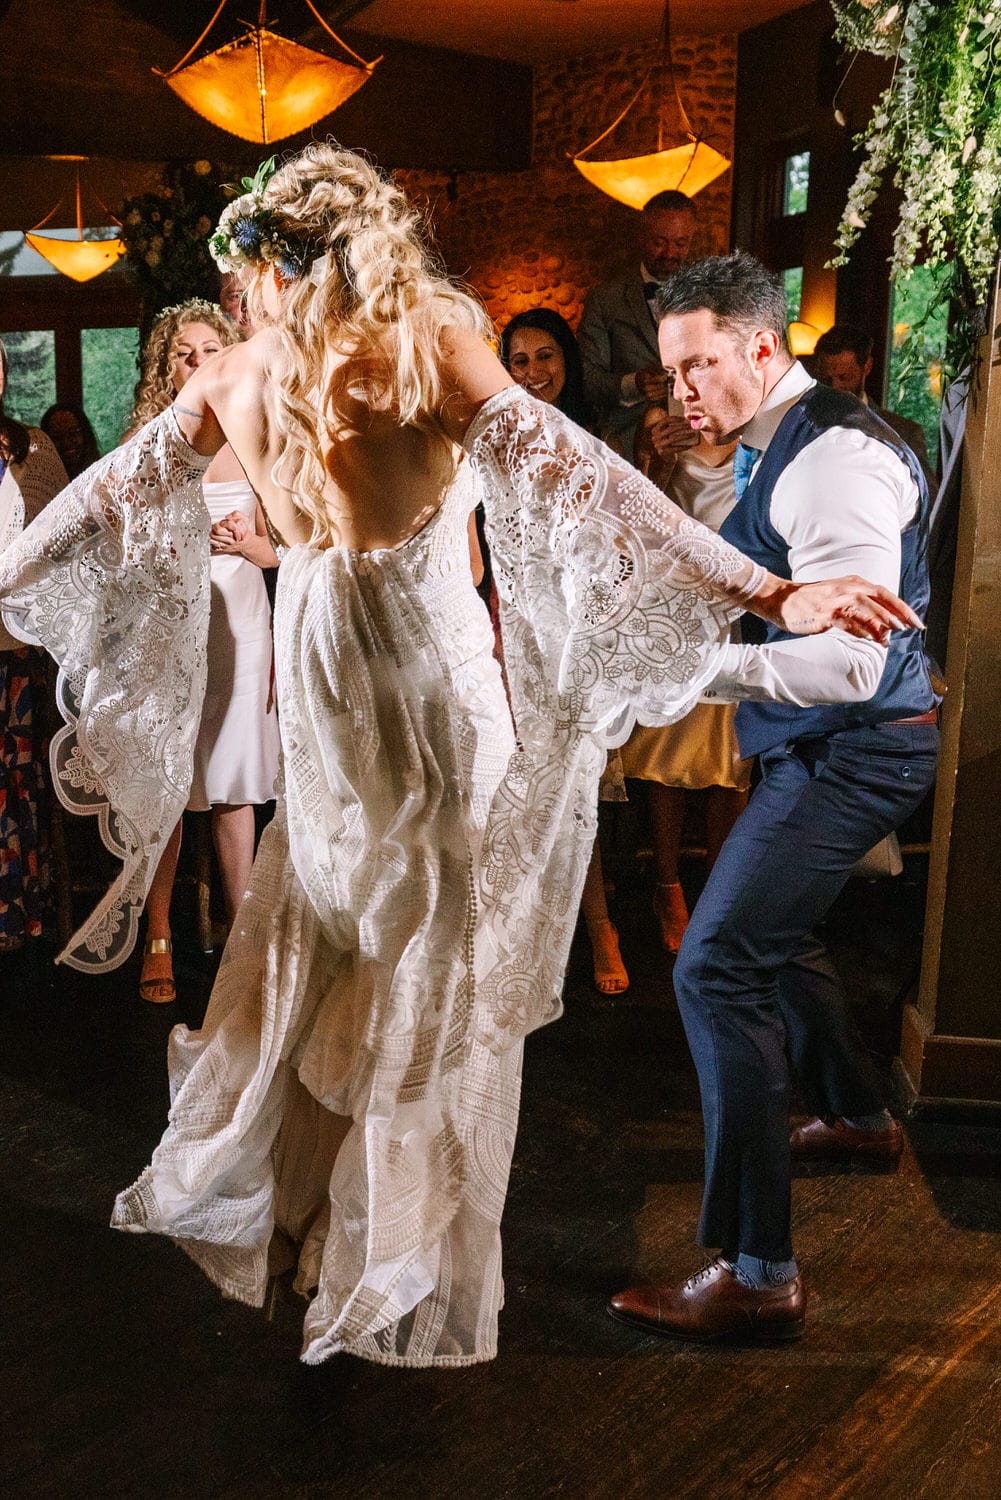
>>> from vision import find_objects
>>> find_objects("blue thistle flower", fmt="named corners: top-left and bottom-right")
top-left (231, 216), bottom-right (263, 253)
top-left (275, 253), bottom-right (303, 282)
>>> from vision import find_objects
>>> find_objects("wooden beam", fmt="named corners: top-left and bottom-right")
top-left (898, 259), bottom-right (1001, 1113)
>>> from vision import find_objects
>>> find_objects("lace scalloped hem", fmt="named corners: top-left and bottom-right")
top-left (0, 407), bottom-right (212, 973)
top-left (299, 1339), bottom-right (497, 1369)
top-left (109, 1199), bottom-right (499, 1369)
top-left (110, 1185), bottom-right (269, 1308)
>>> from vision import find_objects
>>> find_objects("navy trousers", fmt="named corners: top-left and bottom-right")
top-left (672, 720), bottom-right (939, 1261)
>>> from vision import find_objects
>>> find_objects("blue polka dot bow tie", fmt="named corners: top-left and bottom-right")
top-left (733, 442), bottom-right (760, 500)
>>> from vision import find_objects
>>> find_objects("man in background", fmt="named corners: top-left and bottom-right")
top-left (813, 323), bottom-right (934, 487)
top-left (577, 189), bottom-right (697, 458)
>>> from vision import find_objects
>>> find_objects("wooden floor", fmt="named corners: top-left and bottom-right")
top-left (3, 849), bottom-right (1000, 1500)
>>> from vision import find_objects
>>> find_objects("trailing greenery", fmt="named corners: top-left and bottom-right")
top-left (888, 265), bottom-right (949, 465)
top-left (830, 0), bottom-right (1001, 384)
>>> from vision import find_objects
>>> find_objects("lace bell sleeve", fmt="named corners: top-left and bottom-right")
top-left (464, 387), bottom-right (765, 748)
top-left (461, 388), bottom-right (767, 1055)
top-left (0, 408), bottom-right (212, 972)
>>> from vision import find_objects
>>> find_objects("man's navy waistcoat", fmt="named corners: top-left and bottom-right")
top-left (718, 384), bottom-right (936, 758)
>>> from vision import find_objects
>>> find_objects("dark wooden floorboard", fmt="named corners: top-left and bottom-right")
top-left (2, 856), bottom-right (1000, 1499)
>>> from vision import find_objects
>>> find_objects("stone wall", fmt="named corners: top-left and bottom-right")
top-left (398, 33), bottom-right (736, 334)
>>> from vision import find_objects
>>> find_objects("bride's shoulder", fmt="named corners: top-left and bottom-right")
top-left (437, 327), bottom-right (515, 444)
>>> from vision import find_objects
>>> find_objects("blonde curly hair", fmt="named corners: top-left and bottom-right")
top-left (130, 299), bottom-right (240, 429)
top-left (241, 142), bottom-right (492, 547)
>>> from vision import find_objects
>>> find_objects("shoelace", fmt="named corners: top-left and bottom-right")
top-left (684, 1256), bottom-right (731, 1289)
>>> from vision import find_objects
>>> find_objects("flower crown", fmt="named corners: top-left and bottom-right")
top-left (156, 297), bottom-right (225, 325)
top-left (209, 156), bottom-right (321, 281)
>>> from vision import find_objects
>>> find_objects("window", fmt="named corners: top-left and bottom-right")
top-left (887, 266), bottom-right (947, 468)
top-left (783, 267), bottom-right (803, 323)
top-left (782, 152), bottom-right (810, 217)
top-left (1, 247), bottom-right (141, 453)
top-left (3, 330), bottom-right (57, 425)
top-left (82, 327), bottom-right (140, 451)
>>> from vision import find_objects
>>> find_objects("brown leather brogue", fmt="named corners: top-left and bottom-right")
top-left (789, 1115), bottom-right (903, 1164)
top-left (608, 1258), bottom-right (806, 1344)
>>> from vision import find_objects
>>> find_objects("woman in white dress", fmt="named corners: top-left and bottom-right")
top-left (0, 146), bottom-right (917, 1367)
top-left (127, 302), bottom-right (280, 1002)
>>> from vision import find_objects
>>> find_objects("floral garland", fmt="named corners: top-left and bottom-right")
top-left (830, 1), bottom-right (1001, 382)
top-left (119, 160), bottom-right (230, 324)
top-left (209, 157), bottom-right (320, 281)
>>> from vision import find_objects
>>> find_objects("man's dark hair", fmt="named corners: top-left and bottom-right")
top-left (642, 189), bottom-right (696, 217)
top-left (656, 251), bottom-right (789, 351)
top-left (813, 324), bottom-right (874, 365)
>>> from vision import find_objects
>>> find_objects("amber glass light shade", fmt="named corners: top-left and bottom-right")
top-left (573, 140), bottom-right (731, 211)
top-left (24, 232), bottom-right (126, 282)
top-left (571, 0), bottom-right (730, 209)
top-left (164, 26), bottom-right (377, 144)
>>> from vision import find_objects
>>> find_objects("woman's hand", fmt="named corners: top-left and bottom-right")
top-left (755, 574), bottom-right (924, 643)
top-left (209, 511), bottom-right (251, 555)
top-left (645, 412), bottom-right (701, 458)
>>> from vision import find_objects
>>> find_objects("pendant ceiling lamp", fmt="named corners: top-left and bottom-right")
top-left (24, 158), bottom-right (126, 282)
top-left (572, 0), bottom-right (730, 209)
top-left (156, 0), bottom-right (381, 145)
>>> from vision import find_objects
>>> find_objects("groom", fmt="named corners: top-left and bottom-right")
top-left (609, 252), bottom-right (940, 1343)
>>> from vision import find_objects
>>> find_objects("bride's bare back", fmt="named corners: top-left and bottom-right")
top-left (178, 330), bottom-right (496, 553)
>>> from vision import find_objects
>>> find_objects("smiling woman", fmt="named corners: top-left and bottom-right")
top-left (500, 307), bottom-right (592, 428)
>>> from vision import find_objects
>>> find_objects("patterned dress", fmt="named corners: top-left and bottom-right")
top-left (0, 431), bottom-right (68, 948)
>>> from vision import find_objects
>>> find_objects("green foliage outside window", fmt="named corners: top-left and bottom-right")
top-left (82, 328), bottom-right (141, 452)
top-left (783, 267), bottom-right (803, 322)
top-left (2, 331), bottom-right (57, 428)
top-left (784, 153), bottom-right (810, 216)
top-left (887, 264), bottom-right (949, 470)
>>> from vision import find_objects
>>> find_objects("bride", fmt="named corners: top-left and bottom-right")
top-left (0, 144), bottom-right (917, 1368)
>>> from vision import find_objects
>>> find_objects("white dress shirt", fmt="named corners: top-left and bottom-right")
top-left (704, 361), bottom-right (919, 707)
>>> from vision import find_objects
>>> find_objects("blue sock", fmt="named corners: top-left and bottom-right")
top-left (841, 1109), bottom-right (894, 1132)
top-left (733, 1253), bottom-right (798, 1289)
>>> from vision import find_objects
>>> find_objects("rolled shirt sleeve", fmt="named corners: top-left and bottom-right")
top-left (704, 427), bottom-right (919, 706)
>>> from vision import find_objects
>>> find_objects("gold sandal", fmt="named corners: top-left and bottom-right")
top-left (139, 936), bottom-right (175, 1005)
top-left (588, 917), bottom-right (630, 997)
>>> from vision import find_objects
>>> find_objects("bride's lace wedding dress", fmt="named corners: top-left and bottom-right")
top-left (0, 386), bottom-right (763, 1366)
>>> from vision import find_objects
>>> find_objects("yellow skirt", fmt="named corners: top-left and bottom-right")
top-left (620, 701), bottom-right (751, 791)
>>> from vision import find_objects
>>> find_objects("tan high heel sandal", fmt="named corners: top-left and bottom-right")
top-left (139, 936), bottom-right (175, 1004)
top-left (654, 880), bottom-right (689, 955)
top-left (587, 916), bottom-right (630, 996)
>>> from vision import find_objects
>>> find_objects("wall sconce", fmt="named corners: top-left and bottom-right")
top-left (24, 158), bottom-right (126, 283)
top-left (157, 0), bottom-right (381, 145)
top-left (787, 321), bottom-right (823, 357)
top-left (571, 0), bottom-right (730, 209)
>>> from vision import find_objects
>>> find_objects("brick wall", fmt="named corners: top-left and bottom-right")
top-left (397, 33), bottom-right (736, 333)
